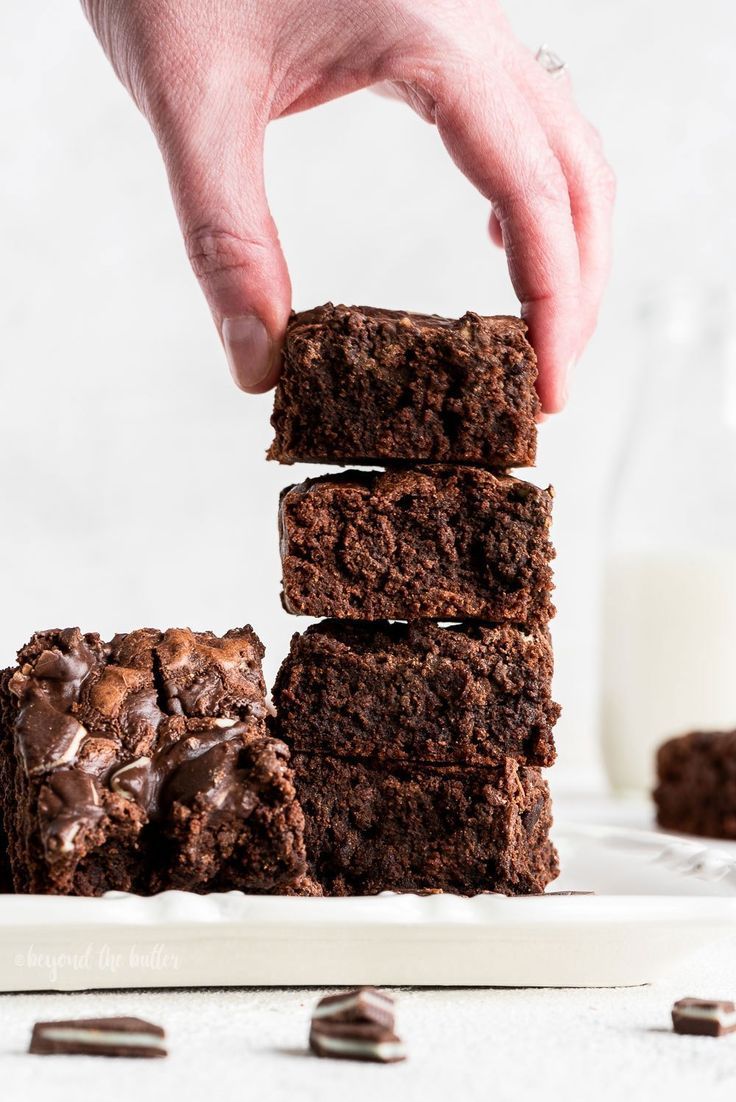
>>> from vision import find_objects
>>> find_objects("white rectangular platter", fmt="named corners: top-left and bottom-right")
top-left (2, 822), bottom-right (736, 991)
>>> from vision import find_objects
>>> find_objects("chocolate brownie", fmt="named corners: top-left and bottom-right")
top-left (268, 304), bottom-right (539, 468)
top-left (0, 627), bottom-right (306, 895)
top-left (654, 730), bottom-right (736, 839)
top-left (272, 620), bottom-right (559, 767)
top-left (292, 754), bottom-right (558, 895)
top-left (279, 466), bottom-right (554, 624)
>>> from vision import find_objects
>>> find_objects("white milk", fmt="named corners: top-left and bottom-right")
top-left (601, 550), bottom-right (736, 794)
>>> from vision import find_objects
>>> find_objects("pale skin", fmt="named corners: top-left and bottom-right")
top-left (82, 0), bottom-right (615, 412)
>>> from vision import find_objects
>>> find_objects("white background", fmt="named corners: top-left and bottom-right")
top-left (1, 0), bottom-right (735, 781)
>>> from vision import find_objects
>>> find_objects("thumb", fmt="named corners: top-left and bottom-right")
top-left (160, 108), bottom-right (291, 392)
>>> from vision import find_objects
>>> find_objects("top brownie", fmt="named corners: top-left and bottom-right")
top-left (268, 304), bottom-right (539, 469)
top-left (0, 626), bottom-right (306, 895)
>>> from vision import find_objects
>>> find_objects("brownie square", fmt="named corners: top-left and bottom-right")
top-left (279, 466), bottom-right (554, 625)
top-left (0, 626), bottom-right (306, 895)
top-left (654, 730), bottom-right (736, 839)
top-left (272, 620), bottom-right (559, 767)
top-left (268, 304), bottom-right (540, 469)
top-left (292, 753), bottom-right (558, 896)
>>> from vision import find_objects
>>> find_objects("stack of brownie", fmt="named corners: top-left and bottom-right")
top-left (269, 303), bottom-right (560, 895)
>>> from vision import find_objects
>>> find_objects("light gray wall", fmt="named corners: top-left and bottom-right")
top-left (1, 1), bottom-right (734, 781)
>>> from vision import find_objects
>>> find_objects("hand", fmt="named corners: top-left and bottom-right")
top-left (82, 0), bottom-right (615, 411)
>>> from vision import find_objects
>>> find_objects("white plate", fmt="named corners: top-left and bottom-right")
top-left (2, 821), bottom-right (736, 991)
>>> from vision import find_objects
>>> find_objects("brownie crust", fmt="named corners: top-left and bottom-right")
top-left (654, 730), bottom-right (736, 839)
top-left (279, 466), bottom-right (554, 625)
top-left (272, 620), bottom-right (559, 767)
top-left (292, 753), bottom-right (558, 896)
top-left (0, 626), bottom-right (306, 895)
top-left (268, 304), bottom-right (540, 469)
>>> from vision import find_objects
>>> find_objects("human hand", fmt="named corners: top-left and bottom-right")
top-left (82, 0), bottom-right (614, 411)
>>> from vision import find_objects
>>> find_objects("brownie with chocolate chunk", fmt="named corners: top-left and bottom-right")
top-left (292, 753), bottom-right (558, 896)
top-left (0, 626), bottom-right (306, 895)
top-left (654, 729), bottom-right (736, 839)
top-left (272, 620), bottom-right (559, 767)
top-left (268, 304), bottom-right (540, 469)
top-left (279, 466), bottom-right (554, 625)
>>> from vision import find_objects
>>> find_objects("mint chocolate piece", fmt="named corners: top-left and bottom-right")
top-left (312, 988), bottom-right (396, 1030)
top-left (309, 1020), bottom-right (407, 1063)
top-left (30, 1017), bottom-right (167, 1058)
top-left (672, 998), bottom-right (736, 1037)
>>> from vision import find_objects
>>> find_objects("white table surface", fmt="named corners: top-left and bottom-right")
top-left (4, 794), bottom-right (736, 1101)
top-left (4, 945), bottom-right (736, 1102)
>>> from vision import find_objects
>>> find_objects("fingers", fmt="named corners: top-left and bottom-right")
top-left (430, 68), bottom-right (581, 411)
top-left (506, 47), bottom-right (616, 358)
top-left (153, 102), bottom-right (291, 392)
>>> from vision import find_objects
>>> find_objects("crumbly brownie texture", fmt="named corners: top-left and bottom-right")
top-left (654, 730), bottom-right (736, 839)
top-left (0, 627), bottom-right (306, 895)
top-left (272, 620), bottom-right (559, 767)
top-left (279, 466), bottom-right (554, 625)
top-left (292, 754), bottom-right (558, 896)
top-left (268, 304), bottom-right (540, 469)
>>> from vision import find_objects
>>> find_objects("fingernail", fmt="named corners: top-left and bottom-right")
top-left (222, 315), bottom-right (273, 390)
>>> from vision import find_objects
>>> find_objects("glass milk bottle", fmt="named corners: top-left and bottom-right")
top-left (601, 289), bottom-right (736, 795)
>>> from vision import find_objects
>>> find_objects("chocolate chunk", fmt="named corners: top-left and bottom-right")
top-left (672, 998), bottom-right (736, 1037)
top-left (29, 1017), bottom-right (167, 1058)
top-left (312, 988), bottom-right (395, 1030)
top-left (309, 1020), bottom-right (406, 1063)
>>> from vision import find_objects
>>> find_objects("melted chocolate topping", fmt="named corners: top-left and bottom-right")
top-left (4, 626), bottom-right (271, 867)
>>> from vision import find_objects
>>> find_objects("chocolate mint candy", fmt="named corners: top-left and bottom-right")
top-left (309, 1020), bottom-right (406, 1064)
top-left (312, 988), bottom-right (396, 1030)
top-left (30, 1016), bottom-right (167, 1057)
top-left (672, 998), bottom-right (736, 1037)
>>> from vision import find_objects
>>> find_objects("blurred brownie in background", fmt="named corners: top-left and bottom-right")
top-left (654, 729), bottom-right (736, 838)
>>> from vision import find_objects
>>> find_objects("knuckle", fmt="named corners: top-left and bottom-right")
top-left (580, 125), bottom-right (617, 202)
top-left (594, 160), bottom-right (617, 204)
top-left (498, 153), bottom-right (569, 218)
top-left (185, 225), bottom-right (269, 281)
